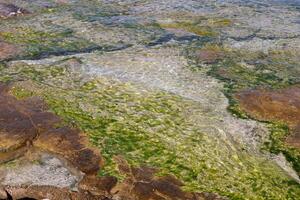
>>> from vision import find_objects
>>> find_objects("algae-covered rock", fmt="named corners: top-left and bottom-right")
top-left (0, 57), bottom-right (298, 199)
top-left (0, 0), bottom-right (300, 199)
top-left (235, 86), bottom-right (300, 174)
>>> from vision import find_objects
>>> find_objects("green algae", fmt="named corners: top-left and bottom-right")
top-left (10, 86), bottom-right (34, 100)
top-left (208, 49), bottom-right (300, 90)
top-left (159, 21), bottom-right (217, 37)
top-left (158, 17), bottom-right (232, 37)
top-left (196, 45), bottom-right (300, 176)
top-left (265, 123), bottom-right (300, 175)
top-left (34, 83), bottom-right (300, 199)
top-left (222, 87), bottom-right (300, 178)
top-left (0, 27), bottom-right (99, 60)
top-left (2, 61), bottom-right (300, 199)
top-left (2, 160), bottom-right (18, 168)
top-left (73, 8), bottom-right (127, 22)
top-left (72, 0), bottom-right (129, 20)
top-left (208, 18), bottom-right (232, 27)
top-left (0, 76), bottom-right (12, 83)
top-left (0, 1), bottom-right (298, 199)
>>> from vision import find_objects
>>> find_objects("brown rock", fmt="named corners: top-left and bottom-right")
top-left (34, 127), bottom-right (102, 174)
top-left (156, 175), bottom-right (185, 187)
top-left (79, 175), bottom-right (117, 195)
top-left (71, 191), bottom-right (111, 200)
top-left (3, 185), bottom-right (114, 200)
top-left (235, 85), bottom-right (300, 148)
top-left (5, 186), bottom-right (71, 200)
top-left (0, 84), bottom-right (38, 162)
top-left (112, 156), bottom-right (226, 200)
top-left (0, 83), bottom-right (102, 175)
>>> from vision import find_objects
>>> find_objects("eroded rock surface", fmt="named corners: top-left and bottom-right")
top-left (235, 86), bottom-right (300, 148)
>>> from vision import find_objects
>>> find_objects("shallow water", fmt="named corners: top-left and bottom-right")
top-left (0, 0), bottom-right (300, 199)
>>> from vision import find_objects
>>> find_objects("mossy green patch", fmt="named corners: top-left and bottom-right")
top-left (72, 0), bottom-right (129, 21)
top-left (158, 17), bottom-right (232, 37)
top-left (208, 18), bottom-right (232, 27)
top-left (2, 160), bottom-right (18, 168)
top-left (160, 21), bottom-right (217, 37)
top-left (200, 45), bottom-right (300, 176)
top-left (10, 86), bottom-right (34, 100)
top-left (264, 123), bottom-right (300, 174)
top-left (2, 61), bottom-right (300, 199)
top-left (0, 27), bottom-right (99, 59)
top-left (0, 75), bottom-right (12, 83)
top-left (208, 52), bottom-right (296, 90)
top-left (41, 82), bottom-right (300, 199)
